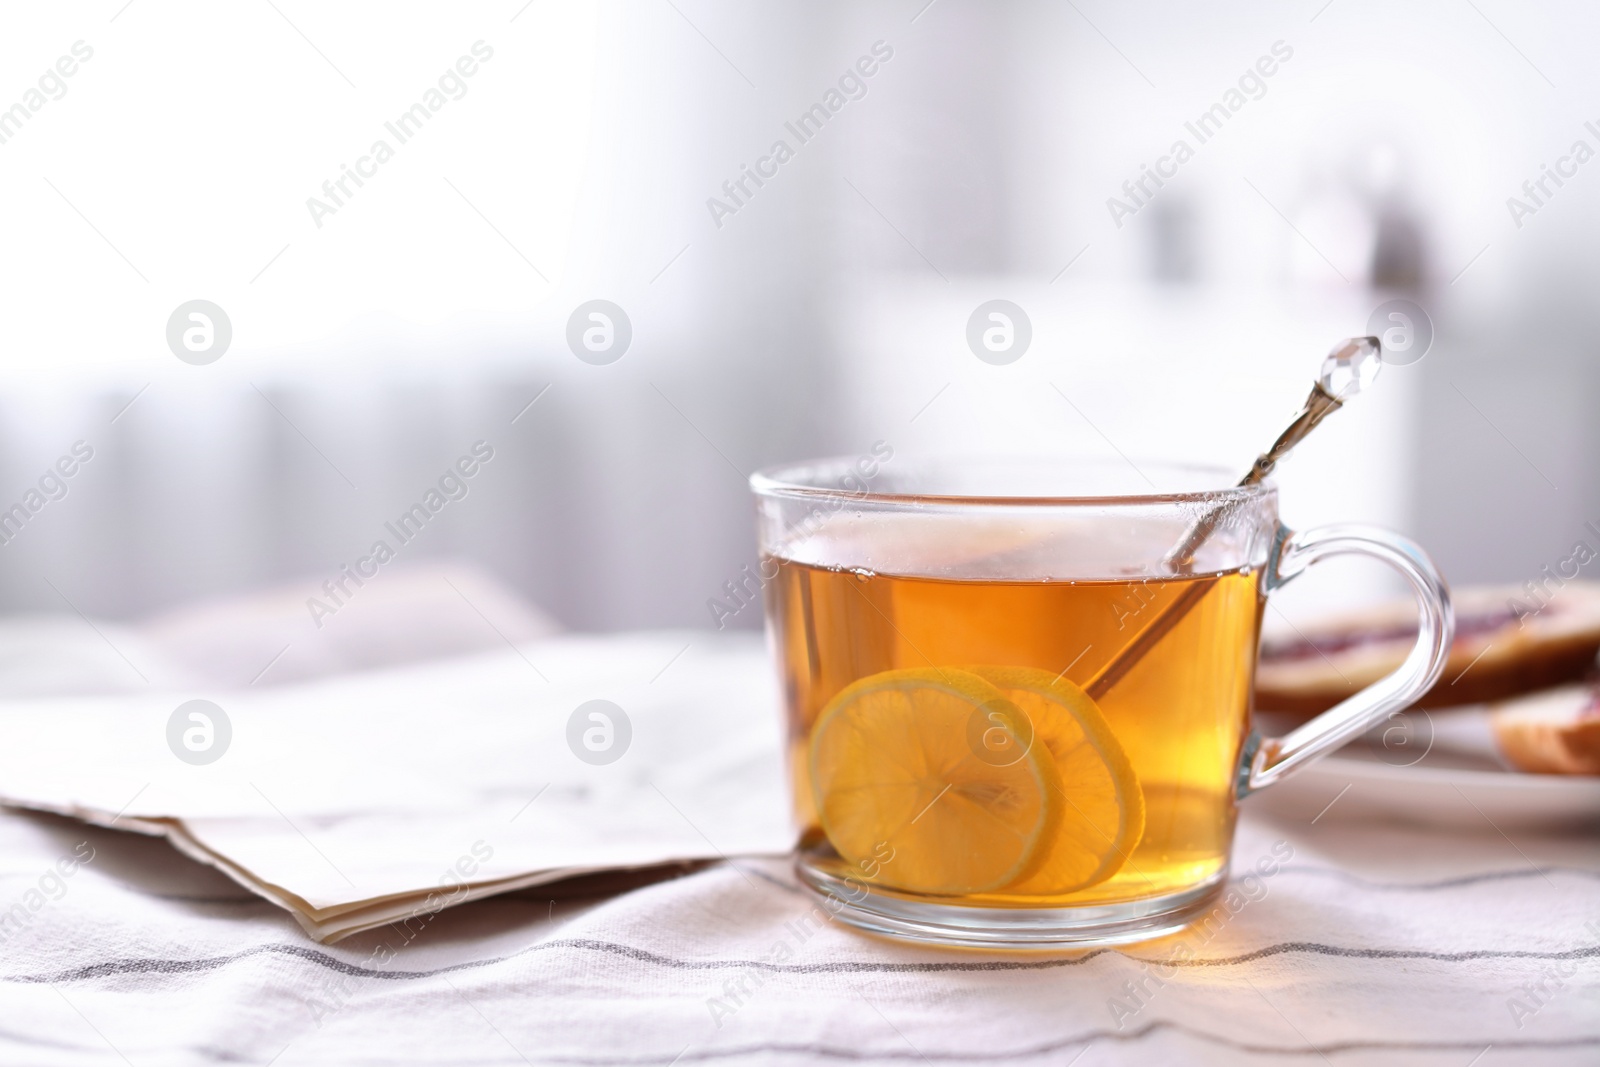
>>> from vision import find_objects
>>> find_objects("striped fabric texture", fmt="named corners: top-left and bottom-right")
top-left (0, 802), bottom-right (1593, 1066)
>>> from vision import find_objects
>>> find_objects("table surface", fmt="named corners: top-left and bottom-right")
top-left (1, 798), bottom-right (1594, 1067)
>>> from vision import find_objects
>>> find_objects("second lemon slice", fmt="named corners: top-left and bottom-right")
top-left (809, 668), bottom-right (1061, 896)
top-left (965, 666), bottom-right (1145, 895)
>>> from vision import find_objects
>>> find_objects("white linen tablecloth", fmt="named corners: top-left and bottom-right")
top-left (1, 799), bottom-right (1594, 1066)
top-left (0, 580), bottom-right (1594, 1065)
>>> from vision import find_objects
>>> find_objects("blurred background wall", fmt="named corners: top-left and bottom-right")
top-left (0, 0), bottom-right (1595, 635)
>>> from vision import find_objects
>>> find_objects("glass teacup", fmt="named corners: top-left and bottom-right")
top-left (752, 457), bottom-right (1452, 948)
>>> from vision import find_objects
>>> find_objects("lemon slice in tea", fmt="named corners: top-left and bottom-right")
top-left (809, 667), bottom-right (1062, 896)
top-left (965, 666), bottom-right (1144, 895)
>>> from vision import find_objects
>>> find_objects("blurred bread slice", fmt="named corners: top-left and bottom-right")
top-left (1490, 684), bottom-right (1600, 775)
top-left (1257, 582), bottom-right (1600, 716)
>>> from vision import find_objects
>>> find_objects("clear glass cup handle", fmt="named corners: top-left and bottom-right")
top-left (1242, 523), bottom-right (1455, 794)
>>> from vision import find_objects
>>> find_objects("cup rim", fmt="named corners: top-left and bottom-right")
top-left (749, 455), bottom-right (1275, 507)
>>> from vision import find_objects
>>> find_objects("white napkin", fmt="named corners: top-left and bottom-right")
top-left (0, 631), bottom-right (795, 940)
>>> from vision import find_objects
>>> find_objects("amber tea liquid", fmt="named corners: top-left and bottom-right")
top-left (768, 557), bottom-right (1264, 907)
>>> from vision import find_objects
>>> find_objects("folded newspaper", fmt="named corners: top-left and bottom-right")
top-left (0, 629), bottom-right (794, 941)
